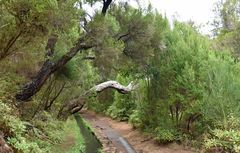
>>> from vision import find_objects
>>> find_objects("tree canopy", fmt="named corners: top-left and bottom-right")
top-left (1, 0), bottom-right (240, 152)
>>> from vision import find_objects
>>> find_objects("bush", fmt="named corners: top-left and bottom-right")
top-left (154, 127), bottom-right (181, 143)
top-left (33, 111), bottom-right (64, 144)
top-left (204, 116), bottom-right (240, 153)
top-left (129, 110), bottom-right (143, 128)
top-left (0, 99), bottom-right (68, 153)
top-left (0, 101), bottom-right (44, 152)
top-left (204, 129), bottom-right (240, 153)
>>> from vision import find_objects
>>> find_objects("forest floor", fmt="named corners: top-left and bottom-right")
top-left (80, 110), bottom-right (196, 153)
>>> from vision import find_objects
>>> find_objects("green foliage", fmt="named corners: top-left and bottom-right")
top-left (201, 53), bottom-right (240, 128)
top-left (0, 72), bottom-right (23, 101)
top-left (121, 16), bottom-right (240, 150)
top-left (129, 110), bottom-right (143, 128)
top-left (204, 116), bottom-right (240, 153)
top-left (212, 0), bottom-right (240, 57)
top-left (33, 112), bottom-right (64, 143)
top-left (3, 0), bottom-right (240, 152)
top-left (52, 118), bottom-right (85, 153)
top-left (128, 79), bottom-right (154, 129)
top-left (154, 127), bottom-right (180, 144)
top-left (204, 129), bottom-right (240, 153)
top-left (106, 74), bottom-right (135, 121)
top-left (110, 4), bottom-right (159, 71)
top-left (0, 101), bottom-right (44, 152)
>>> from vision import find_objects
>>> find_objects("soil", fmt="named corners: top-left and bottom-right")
top-left (80, 110), bottom-right (196, 153)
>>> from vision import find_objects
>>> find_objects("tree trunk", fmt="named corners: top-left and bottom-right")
top-left (16, 36), bottom-right (92, 102)
top-left (102, 0), bottom-right (112, 15)
top-left (57, 98), bottom-right (86, 120)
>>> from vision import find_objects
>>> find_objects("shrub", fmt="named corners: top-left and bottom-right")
top-left (129, 110), bottom-right (143, 128)
top-left (204, 129), bottom-right (240, 153)
top-left (204, 116), bottom-right (240, 153)
top-left (0, 101), bottom-right (44, 152)
top-left (154, 127), bottom-right (181, 143)
top-left (33, 111), bottom-right (64, 144)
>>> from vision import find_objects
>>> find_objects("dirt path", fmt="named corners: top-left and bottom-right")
top-left (80, 110), bottom-right (196, 153)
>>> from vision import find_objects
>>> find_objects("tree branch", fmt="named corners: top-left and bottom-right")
top-left (44, 82), bottom-right (66, 110)
top-left (57, 80), bottom-right (136, 120)
top-left (117, 33), bottom-right (130, 41)
top-left (89, 80), bottom-right (136, 94)
top-left (0, 30), bottom-right (22, 60)
top-left (15, 36), bottom-right (93, 102)
top-left (81, 56), bottom-right (96, 60)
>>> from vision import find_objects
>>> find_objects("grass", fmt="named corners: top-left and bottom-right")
top-left (52, 117), bottom-right (85, 153)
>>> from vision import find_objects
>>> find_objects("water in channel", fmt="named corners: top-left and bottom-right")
top-left (74, 114), bottom-right (102, 153)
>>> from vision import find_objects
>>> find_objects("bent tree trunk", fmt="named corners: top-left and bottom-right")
top-left (57, 98), bottom-right (86, 120)
top-left (57, 81), bottom-right (136, 120)
top-left (16, 36), bottom-right (92, 102)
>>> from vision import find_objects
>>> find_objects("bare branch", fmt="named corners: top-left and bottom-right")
top-left (117, 33), bottom-right (130, 41)
top-left (81, 56), bottom-right (96, 60)
top-left (87, 80), bottom-right (137, 95)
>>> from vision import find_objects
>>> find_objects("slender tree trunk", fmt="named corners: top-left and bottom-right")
top-left (43, 77), bottom-right (56, 109)
top-left (44, 82), bottom-right (66, 111)
top-left (31, 76), bottom-right (54, 119)
top-left (0, 30), bottom-right (22, 60)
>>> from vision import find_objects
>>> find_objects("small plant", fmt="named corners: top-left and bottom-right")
top-left (106, 74), bottom-right (135, 121)
top-left (204, 116), bottom-right (240, 153)
top-left (0, 101), bottom-right (44, 152)
top-left (154, 127), bottom-right (180, 143)
top-left (129, 110), bottom-right (143, 128)
top-left (204, 129), bottom-right (240, 153)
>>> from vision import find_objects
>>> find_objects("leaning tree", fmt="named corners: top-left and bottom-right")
top-left (15, 0), bottom-right (114, 102)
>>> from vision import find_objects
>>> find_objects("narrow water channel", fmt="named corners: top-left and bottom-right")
top-left (74, 114), bottom-right (102, 153)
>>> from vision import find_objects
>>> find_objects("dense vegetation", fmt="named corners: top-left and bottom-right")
top-left (1, 0), bottom-right (240, 152)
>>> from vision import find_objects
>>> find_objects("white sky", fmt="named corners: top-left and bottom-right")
top-left (144, 0), bottom-right (219, 35)
top-left (84, 0), bottom-right (219, 35)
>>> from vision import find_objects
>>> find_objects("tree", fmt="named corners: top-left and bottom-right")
top-left (212, 0), bottom-right (240, 58)
top-left (15, 0), bottom-right (114, 102)
top-left (213, 0), bottom-right (240, 35)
